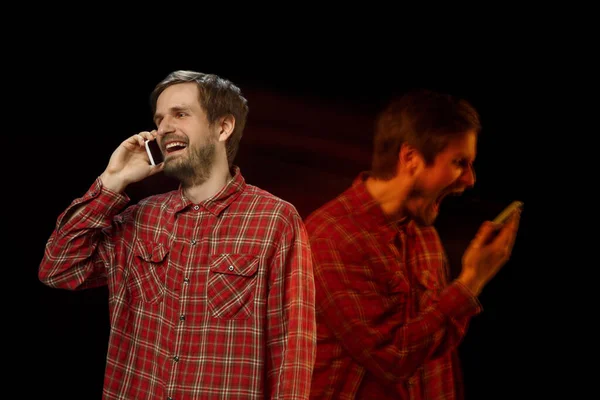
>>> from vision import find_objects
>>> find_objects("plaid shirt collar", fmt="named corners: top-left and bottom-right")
top-left (349, 171), bottom-right (414, 243)
top-left (166, 165), bottom-right (246, 216)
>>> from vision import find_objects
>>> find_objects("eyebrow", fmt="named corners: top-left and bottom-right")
top-left (154, 105), bottom-right (191, 123)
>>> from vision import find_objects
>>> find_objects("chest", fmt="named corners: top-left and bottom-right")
top-left (367, 228), bottom-right (449, 315)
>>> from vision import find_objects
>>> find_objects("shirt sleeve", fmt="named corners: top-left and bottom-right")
top-left (311, 236), bottom-right (481, 384)
top-left (38, 177), bottom-right (130, 290)
top-left (265, 210), bottom-right (316, 399)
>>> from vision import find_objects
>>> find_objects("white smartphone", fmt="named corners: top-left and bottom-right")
top-left (492, 200), bottom-right (524, 224)
top-left (144, 139), bottom-right (164, 166)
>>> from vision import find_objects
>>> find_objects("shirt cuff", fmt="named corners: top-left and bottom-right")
top-left (85, 177), bottom-right (130, 216)
top-left (437, 281), bottom-right (483, 319)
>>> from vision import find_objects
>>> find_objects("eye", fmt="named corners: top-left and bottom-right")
top-left (177, 112), bottom-right (186, 118)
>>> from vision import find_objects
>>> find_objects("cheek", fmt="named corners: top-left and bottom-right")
top-left (432, 170), bottom-right (462, 190)
top-left (452, 170), bottom-right (464, 181)
top-left (445, 167), bottom-right (464, 182)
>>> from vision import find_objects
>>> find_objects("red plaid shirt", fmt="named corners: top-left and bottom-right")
top-left (304, 173), bottom-right (482, 400)
top-left (39, 167), bottom-right (316, 400)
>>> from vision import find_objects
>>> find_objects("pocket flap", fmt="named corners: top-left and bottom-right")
top-left (135, 240), bottom-right (169, 263)
top-left (210, 254), bottom-right (259, 277)
top-left (414, 269), bottom-right (439, 290)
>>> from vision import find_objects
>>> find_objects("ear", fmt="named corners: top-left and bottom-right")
top-left (398, 143), bottom-right (425, 176)
top-left (216, 114), bottom-right (235, 143)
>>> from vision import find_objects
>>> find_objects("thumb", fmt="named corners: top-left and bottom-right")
top-left (470, 221), bottom-right (501, 249)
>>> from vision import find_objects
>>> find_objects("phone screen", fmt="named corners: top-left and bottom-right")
top-left (145, 139), bottom-right (164, 165)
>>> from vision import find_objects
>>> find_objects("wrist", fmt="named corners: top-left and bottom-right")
top-left (100, 171), bottom-right (127, 194)
top-left (457, 272), bottom-right (484, 297)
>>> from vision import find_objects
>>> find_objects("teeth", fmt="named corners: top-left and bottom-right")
top-left (166, 142), bottom-right (187, 149)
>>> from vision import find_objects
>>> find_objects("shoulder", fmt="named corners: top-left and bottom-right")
top-left (240, 184), bottom-right (302, 221)
top-left (304, 189), bottom-right (363, 245)
top-left (116, 191), bottom-right (176, 223)
top-left (135, 191), bottom-right (176, 211)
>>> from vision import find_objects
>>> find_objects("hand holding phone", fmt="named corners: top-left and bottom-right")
top-left (144, 139), bottom-right (164, 166)
top-left (492, 200), bottom-right (523, 224)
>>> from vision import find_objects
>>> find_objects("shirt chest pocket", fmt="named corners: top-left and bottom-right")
top-left (410, 255), bottom-right (445, 310)
top-left (129, 240), bottom-right (170, 304)
top-left (207, 254), bottom-right (259, 320)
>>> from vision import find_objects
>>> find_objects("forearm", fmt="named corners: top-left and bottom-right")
top-left (267, 294), bottom-right (316, 399)
top-left (99, 170), bottom-right (129, 194)
top-left (335, 280), bottom-right (480, 382)
top-left (426, 280), bottom-right (482, 359)
top-left (39, 178), bottom-right (128, 289)
top-left (457, 271), bottom-right (486, 296)
top-left (266, 221), bottom-right (316, 399)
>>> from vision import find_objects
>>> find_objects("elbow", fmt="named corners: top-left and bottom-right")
top-left (380, 363), bottom-right (420, 383)
top-left (38, 263), bottom-right (60, 288)
top-left (38, 259), bottom-right (79, 290)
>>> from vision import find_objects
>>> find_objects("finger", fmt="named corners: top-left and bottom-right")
top-left (136, 131), bottom-right (152, 144)
top-left (127, 134), bottom-right (144, 147)
top-left (470, 221), bottom-right (498, 249)
top-left (504, 211), bottom-right (521, 250)
top-left (494, 211), bottom-right (521, 257)
top-left (498, 210), bottom-right (520, 238)
top-left (148, 161), bottom-right (165, 175)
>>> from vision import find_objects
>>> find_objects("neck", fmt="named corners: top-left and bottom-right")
top-left (183, 162), bottom-right (232, 204)
top-left (365, 174), bottom-right (412, 218)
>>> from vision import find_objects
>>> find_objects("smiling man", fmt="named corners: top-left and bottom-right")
top-left (38, 70), bottom-right (316, 400)
top-left (304, 89), bottom-right (521, 400)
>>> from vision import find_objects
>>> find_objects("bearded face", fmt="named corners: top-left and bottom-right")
top-left (162, 131), bottom-right (217, 187)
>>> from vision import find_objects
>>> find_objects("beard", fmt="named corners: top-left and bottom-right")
top-left (405, 182), bottom-right (441, 227)
top-left (163, 137), bottom-right (216, 187)
top-left (410, 202), bottom-right (438, 226)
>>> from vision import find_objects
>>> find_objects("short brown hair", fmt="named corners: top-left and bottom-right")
top-left (371, 89), bottom-right (481, 179)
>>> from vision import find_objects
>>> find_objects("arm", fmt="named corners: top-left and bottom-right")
top-left (38, 178), bottom-right (131, 290)
top-left (426, 212), bottom-right (522, 359)
top-left (266, 212), bottom-right (316, 399)
top-left (39, 131), bottom-right (162, 290)
top-left (311, 237), bottom-right (480, 384)
top-left (423, 246), bottom-right (480, 360)
top-left (458, 212), bottom-right (522, 296)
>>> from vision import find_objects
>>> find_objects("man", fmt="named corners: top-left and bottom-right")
top-left (39, 70), bottom-right (316, 399)
top-left (304, 89), bottom-right (521, 399)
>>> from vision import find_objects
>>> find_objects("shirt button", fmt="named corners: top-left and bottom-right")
top-left (183, 278), bottom-right (190, 284)
top-left (167, 397), bottom-right (174, 400)
top-left (191, 239), bottom-right (197, 245)
top-left (193, 205), bottom-right (199, 210)
top-left (173, 356), bottom-right (179, 362)
top-left (228, 265), bottom-right (234, 271)
top-left (180, 314), bottom-right (185, 321)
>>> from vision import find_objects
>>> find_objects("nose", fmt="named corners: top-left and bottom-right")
top-left (157, 116), bottom-right (175, 137)
top-left (461, 165), bottom-right (476, 188)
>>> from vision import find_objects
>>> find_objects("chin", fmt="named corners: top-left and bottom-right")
top-left (411, 215), bottom-right (433, 227)
top-left (420, 218), bottom-right (437, 227)
top-left (414, 209), bottom-right (438, 227)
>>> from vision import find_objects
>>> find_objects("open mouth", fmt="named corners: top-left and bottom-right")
top-left (434, 190), bottom-right (462, 209)
top-left (164, 141), bottom-right (188, 155)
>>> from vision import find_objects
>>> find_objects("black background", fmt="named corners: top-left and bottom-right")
top-left (10, 40), bottom-right (554, 399)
